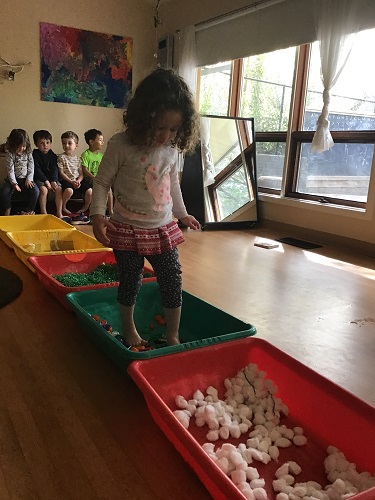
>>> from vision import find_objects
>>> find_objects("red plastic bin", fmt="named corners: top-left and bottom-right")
top-left (29, 251), bottom-right (156, 311)
top-left (128, 337), bottom-right (375, 500)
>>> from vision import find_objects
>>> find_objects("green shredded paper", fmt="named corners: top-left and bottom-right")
top-left (53, 263), bottom-right (154, 287)
top-left (53, 263), bottom-right (119, 287)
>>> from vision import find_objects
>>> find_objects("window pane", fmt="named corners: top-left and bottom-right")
top-left (304, 28), bottom-right (375, 131)
top-left (240, 48), bottom-right (296, 131)
top-left (296, 143), bottom-right (373, 202)
top-left (198, 62), bottom-right (232, 116)
top-left (257, 142), bottom-right (285, 190)
top-left (216, 166), bottom-right (252, 219)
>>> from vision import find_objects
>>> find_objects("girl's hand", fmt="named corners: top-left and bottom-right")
top-left (92, 214), bottom-right (116, 246)
top-left (45, 180), bottom-right (52, 190)
top-left (14, 184), bottom-right (22, 192)
top-left (179, 215), bottom-right (201, 230)
top-left (50, 181), bottom-right (57, 192)
top-left (25, 180), bottom-right (34, 189)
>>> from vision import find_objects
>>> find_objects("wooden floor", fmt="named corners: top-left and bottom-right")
top-left (0, 225), bottom-right (374, 499)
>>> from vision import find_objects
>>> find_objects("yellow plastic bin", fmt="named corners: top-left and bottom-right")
top-left (0, 214), bottom-right (73, 248)
top-left (6, 229), bottom-right (111, 271)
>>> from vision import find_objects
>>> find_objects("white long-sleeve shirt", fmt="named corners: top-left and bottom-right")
top-left (90, 132), bottom-right (188, 229)
top-left (6, 152), bottom-right (34, 184)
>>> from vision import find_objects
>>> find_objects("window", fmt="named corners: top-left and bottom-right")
top-left (197, 27), bottom-right (375, 209)
top-left (287, 31), bottom-right (375, 205)
top-left (240, 48), bottom-right (296, 191)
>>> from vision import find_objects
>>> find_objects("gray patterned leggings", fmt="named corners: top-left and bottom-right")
top-left (114, 248), bottom-right (182, 308)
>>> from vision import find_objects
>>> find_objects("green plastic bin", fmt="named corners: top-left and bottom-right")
top-left (66, 282), bottom-right (256, 370)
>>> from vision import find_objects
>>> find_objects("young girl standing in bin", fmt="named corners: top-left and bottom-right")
top-left (90, 68), bottom-right (200, 347)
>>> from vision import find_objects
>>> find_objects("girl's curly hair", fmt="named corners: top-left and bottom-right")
top-left (6, 129), bottom-right (31, 154)
top-left (124, 68), bottom-right (199, 153)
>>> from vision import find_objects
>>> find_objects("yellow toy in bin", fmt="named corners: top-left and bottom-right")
top-left (6, 228), bottom-right (111, 272)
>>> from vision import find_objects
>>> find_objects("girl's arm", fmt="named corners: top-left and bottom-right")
top-left (170, 157), bottom-right (188, 220)
top-left (170, 157), bottom-right (200, 230)
top-left (5, 153), bottom-right (17, 185)
top-left (26, 153), bottom-right (34, 182)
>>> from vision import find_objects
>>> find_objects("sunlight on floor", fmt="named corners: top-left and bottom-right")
top-left (302, 250), bottom-right (375, 280)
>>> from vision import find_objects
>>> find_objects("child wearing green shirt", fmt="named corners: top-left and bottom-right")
top-left (81, 129), bottom-right (113, 215)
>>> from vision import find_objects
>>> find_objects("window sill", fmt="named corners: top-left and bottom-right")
top-left (258, 192), bottom-right (372, 220)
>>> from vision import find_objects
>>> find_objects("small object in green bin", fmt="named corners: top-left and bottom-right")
top-left (53, 263), bottom-right (120, 287)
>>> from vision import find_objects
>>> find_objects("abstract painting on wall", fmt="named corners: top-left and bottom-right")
top-left (40, 22), bottom-right (133, 108)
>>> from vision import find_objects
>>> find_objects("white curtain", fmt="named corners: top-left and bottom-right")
top-left (311, 0), bottom-right (360, 153)
top-left (174, 25), bottom-right (197, 172)
top-left (174, 25), bottom-right (197, 96)
top-left (200, 117), bottom-right (215, 187)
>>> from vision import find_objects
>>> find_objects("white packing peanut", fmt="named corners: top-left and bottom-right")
top-left (250, 478), bottom-right (265, 489)
top-left (206, 429), bottom-right (219, 441)
top-left (222, 443), bottom-right (236, 452)
top-left (229, 425), bottom-right (241, 439)
top-left (239, 422), bottom-right (250, 434)
top-left (242, 448), bottom-right (253, 464)
top-left (258, 439), bottom-right (270, 453)
top-left (173, 410), bottom-right (190, 429)
top-left (293, 426), bottom-right (304, 435)
top-left (284, 474), bottom-right (296, 485)
top-left (230, 469), bottom-right (246, 485)
top-left (275, 463), bottom-right (289, 477)
top-left (252, 487), bottom-right (268, 499)
top-left (291, 485), bottom-right (307, 497)
top-left (229, 451), bottom-right (245, 467)
top-left (283, 428), bottom-right (295, 440)
top-left (207, 417), bottom-right (219, 430)
top-left (250, 449), bottom-right (264, 462)
top-left (202, 443), bottom-right (215, 454)
top-left (219, 426), bottom-right (230, 440)
top-left (216, 457), bottom-right (230, 474)
top-left (193, 390), bottom-right (204, 400)
top-left (261, 452), bottom-right (271, 464)
top-left (246, 466), bottom-right (260, 480)
top-left (276, 494), bottom-right (289, 500)
top-left (293, 434), bottom-right (307, 446)
top-left (274, 437), bottom-right (292, 448)
top-left (247, 437), bottom-right (260, 448)
top-left (273, 478), bottom-right (287, 492)
top-left (268, 445), bottom-right (280, 461)
top-left (288, 461), bottom-right (302, 475)
top-left (206, 386), bottom-right (218, 399)
top-left (175, 395), bottom-right (188, 408)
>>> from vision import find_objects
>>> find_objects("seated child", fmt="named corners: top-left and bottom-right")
top-left (32, 130), bottom-right (69, 222)
top-left (58, 131), bottom-right (91, 224)
top-left (81, 129), bottom-right (113, 216)
top-left (1, 129), bottom-right (39, 216)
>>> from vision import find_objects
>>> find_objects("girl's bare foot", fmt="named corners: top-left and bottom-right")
top-left (166, 334), bottom-right (180, 346)
top-left (122, 326), bottom-right (147, 347)
top-left (119, 304), bottom-right (147, 347)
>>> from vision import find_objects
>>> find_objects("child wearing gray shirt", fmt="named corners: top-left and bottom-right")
top-left (1, 129), bottom-right (39, 215)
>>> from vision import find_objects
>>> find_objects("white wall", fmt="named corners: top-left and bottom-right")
top-left (0, 0), bottom-right (156, 156)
